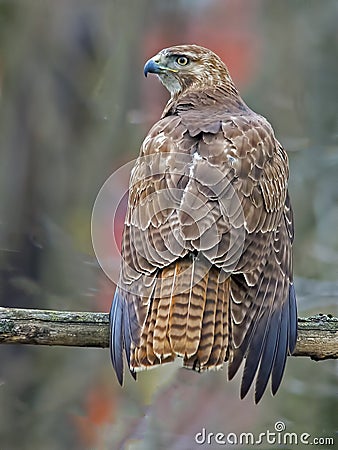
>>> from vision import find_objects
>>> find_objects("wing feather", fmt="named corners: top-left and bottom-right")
top-left (109, 289), bottom-right (124, 385)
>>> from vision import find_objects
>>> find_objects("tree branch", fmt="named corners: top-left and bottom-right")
top-left (0, 307), bottom-right (337, 360)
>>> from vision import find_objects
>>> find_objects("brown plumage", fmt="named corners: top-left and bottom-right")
top-left (110, 44), bottom-right (297, 403)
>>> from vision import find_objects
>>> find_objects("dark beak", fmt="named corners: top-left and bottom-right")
top-left (143, 58), bottom-right (161, 77)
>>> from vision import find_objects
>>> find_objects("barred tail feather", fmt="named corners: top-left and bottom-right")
top-left (129, 256), bottom-right (230, 373)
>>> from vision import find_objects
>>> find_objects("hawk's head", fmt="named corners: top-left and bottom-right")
top-left (144, 44), bottom-right (233, 96)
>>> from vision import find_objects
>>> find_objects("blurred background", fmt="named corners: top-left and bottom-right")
top-left (0, 0), bottom-right (337, 449)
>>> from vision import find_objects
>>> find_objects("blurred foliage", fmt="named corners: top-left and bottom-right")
top-left (0, 0), bottom-right (337, 449)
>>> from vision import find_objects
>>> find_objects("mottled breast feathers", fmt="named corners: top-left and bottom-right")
top-left (109, 44), bottom-right (297, 403)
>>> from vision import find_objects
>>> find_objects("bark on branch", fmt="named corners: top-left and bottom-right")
top-left (0, 307), bottom-right (337, 360)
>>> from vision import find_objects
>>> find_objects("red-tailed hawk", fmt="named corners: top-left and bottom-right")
top-left (110, 44), bottom-right (297, 403)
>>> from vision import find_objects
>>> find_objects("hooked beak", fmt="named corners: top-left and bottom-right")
top-left (144, 57), bottom-right (178, 77)
top-left (144, 58), bottom-right (161, 77)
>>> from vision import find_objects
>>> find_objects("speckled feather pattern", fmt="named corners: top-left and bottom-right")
top-left (109, 44), bottom-right (297, 403)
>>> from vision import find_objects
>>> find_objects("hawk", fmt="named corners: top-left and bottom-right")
top-left (110, 44), bottom-right (297, 403)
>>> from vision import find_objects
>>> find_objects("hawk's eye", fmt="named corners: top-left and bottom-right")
top-left (176, 56), bottom-right (189, 66)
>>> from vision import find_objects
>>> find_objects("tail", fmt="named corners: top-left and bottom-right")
top-left (132, 255), bottom-right (230, 372)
